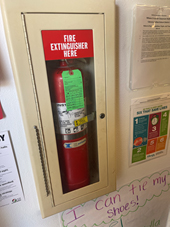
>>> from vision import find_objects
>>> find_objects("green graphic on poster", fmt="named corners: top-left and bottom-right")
top-left (132, 146), bottom-right (146, 163)
top-left (160, 111), bottom-right (169, 136)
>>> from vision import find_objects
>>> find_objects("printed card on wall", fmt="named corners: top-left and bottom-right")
top-left (0, 131), bottom-right (24, 207)
top-left (130, 93), bottom-right (170, 165)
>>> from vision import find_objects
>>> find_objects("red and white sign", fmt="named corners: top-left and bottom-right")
top-left (41, 30), bottom-right (94, 60)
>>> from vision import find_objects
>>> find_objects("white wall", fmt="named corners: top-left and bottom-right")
top-left (115, 0), bottom-right (170, 189)
top-left (0, 0), bottom-right (170, 226)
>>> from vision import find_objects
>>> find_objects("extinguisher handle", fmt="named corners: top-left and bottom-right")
top-left (34, 125), bottom-right (50, 196)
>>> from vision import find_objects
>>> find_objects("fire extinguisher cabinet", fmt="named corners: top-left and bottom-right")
top-left (0, 0), bottom-right (116, 218)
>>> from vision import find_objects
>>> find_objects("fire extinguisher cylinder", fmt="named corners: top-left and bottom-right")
top-left (49, 60), bottom-right (90, 193)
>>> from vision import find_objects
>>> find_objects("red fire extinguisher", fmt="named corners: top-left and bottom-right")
top-left (49, 60), bottom-right (89, 193)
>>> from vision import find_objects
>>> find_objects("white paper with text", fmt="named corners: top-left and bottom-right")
top-left (0, 131), bottom-right (23, 207)
top-left (130, 5), bottom-right (170, 90)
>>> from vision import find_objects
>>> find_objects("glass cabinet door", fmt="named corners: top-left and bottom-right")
top-left (23, 13), bottom-right (107, 205)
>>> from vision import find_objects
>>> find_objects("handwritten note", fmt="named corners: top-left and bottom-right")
top-left (60, 169), bottom-right (170, 227)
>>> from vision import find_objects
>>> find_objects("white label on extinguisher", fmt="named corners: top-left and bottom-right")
top-left (52, 102), bottom-right (87, 134)
top-left (64, 138), bottom-right (86, 149)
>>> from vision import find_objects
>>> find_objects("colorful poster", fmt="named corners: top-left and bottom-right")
top-left (130, 93), bottom-right (170, 165)
top-left (59, 168), bottom-right (170, 227)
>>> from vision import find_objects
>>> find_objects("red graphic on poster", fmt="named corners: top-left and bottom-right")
top-left (0, 102), bottom-right (3, 120)
top-left (41, 30), bottom-right (94, 60)
top-left (148, 113), bottom-right (161, 139)
top-left (133, 137), bottom-right (143, 146)
top-left (146, 138), bottom-right (157, 155)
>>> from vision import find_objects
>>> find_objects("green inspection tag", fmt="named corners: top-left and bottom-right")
top-left (62, 69), bottom-right (84, 111)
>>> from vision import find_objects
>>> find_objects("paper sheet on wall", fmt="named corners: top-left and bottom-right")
top-left (59, 167), bottom-right (170, 227)
top-left (0, 131), bottom-right (23, 207)
top-left (130, 5), bottom-right (170, 90)
top-left (130, 93), bottom-right (170, 165)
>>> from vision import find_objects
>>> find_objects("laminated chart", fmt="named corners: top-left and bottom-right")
top-left (130, 93), bottom-right (170, 165)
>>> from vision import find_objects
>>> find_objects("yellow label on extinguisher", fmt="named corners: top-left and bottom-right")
top-left (74, 116), bottom-right (88, 127)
